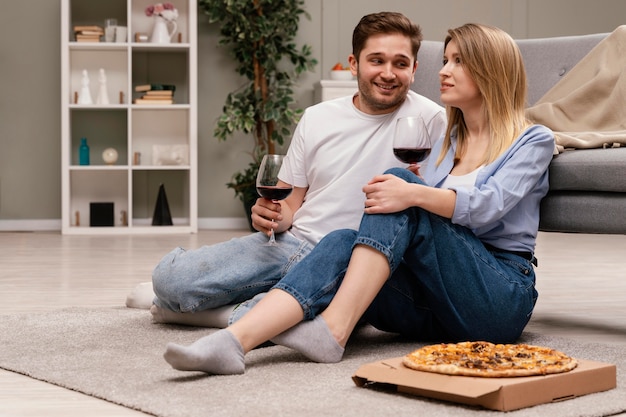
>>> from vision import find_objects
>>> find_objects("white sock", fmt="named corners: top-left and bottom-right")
top-left (163, 329), bottom-right (245, 374)
top-left (125, 282), bottom-right (155, 309)
top-left (151, 304), bottom-right (235, 328)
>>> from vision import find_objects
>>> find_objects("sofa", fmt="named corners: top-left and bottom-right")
top-left (411, 31), bottom-right (626, 234)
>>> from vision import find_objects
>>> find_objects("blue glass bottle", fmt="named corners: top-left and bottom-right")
top-left (79, 137), bottom-right (90, 165)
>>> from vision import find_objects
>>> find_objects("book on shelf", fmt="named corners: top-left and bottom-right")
top-left (133, 83), bottom-right (176, 104)
top-left (134, 84), bottom-right (176, 93)
top-left (74, 25), bottom-right (104, 42)
top-left (74, 25), bottom-right (104, 33)
top-left (76, 34), bottom-right (101, 42)
top-left (79, 30), bottom-right (103, 36)
top-left (144, 90), bottom-right (174, 97)
top-left (134, 98), bottom-right (174, 105)
top-left (139, 94), bottom-right (174, 100)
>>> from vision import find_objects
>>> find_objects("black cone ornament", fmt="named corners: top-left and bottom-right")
top-left (152, 183), bottom-right (173, 226)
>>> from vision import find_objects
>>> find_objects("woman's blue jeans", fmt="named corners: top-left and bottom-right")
top-left (274, 168), bottom-right (538, 343)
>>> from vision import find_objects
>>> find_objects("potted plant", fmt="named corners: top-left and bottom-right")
top-left (198, 0), bottom-right (317, 228)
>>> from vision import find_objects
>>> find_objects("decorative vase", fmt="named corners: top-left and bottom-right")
top-left (150, 16), bottom-right (177, 44)
top-left (79, 137), bottom-right (90, 165)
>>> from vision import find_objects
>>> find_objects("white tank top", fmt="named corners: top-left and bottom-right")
top-left (440, 166), bottom-right (483, 190)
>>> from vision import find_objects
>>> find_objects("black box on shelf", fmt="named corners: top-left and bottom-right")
top-left (90, 202), bottom-right (114, 227)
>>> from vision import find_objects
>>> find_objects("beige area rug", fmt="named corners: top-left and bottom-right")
top-left (0, 307), bottom-right (624, 417)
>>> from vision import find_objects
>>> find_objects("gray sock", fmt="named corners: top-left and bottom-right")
top-left (271, 315), bottom-right (345, 363)
top-left (163, 329), bottom-right (245, 374)
top-left (230, 293), bottom-right (344, 363)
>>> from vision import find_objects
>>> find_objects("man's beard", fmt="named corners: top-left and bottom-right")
top-left (356, 77), bottom-right (408, 112)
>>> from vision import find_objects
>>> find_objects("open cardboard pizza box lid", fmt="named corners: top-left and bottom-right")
top-left (352, 356), bottom-right (616, 411)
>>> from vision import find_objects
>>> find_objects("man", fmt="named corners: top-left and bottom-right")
top-left (127, 11), bottom-right (446, 329)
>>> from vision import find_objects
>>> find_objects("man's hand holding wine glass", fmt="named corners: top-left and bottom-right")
top-left (251, 197), bottom-right (285, 235)
top-left (254, 154), bottom-right (294, 246)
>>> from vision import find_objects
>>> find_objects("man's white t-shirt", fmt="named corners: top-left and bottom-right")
top-left (282, 90), bottom-right (446, 246)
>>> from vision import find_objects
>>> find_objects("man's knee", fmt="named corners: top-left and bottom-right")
top-left (151, 247), bottom-right (186, 300)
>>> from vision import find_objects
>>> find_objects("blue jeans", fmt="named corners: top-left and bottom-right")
top-left (152, 231), bottom-right (314, 312)
top-left (275, 168), bottom-right (538, 343)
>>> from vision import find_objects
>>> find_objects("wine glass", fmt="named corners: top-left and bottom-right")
top-left (393, 116), bottom-right (432, 165)
top-left (256, 154), bottom-right (293, 246)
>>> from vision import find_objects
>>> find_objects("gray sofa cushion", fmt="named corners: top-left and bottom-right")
top-left (548, 147), bottom-right (626, 192)
top-left (540, 192), bottom-right (626, 234)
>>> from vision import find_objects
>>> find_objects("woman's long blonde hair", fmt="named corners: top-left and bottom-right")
top-left (437, 23), bottom-right (531, 166)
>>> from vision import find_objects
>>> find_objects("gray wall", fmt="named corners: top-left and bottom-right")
top-left (1, 0), bottom-right (625, 228)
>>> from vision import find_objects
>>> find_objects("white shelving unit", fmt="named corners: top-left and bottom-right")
top-left (314, 80), bottom-right (358, 103)
top-left (61, 0), bottom-right (197, 234)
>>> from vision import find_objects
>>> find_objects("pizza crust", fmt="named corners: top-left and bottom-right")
top-left (402, 341), bottom-right (578, 378)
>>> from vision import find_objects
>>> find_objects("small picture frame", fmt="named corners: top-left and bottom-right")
top-left (152, 145), bottom-right (189, 166)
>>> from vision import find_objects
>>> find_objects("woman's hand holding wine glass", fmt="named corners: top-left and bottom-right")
top-left (256, 154), bottom-right (293, 246)
top-left (393, 116), bottom-right (432, 173)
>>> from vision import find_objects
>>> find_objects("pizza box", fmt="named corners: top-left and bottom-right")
top-left (352, 356), bottom-right (616, 411)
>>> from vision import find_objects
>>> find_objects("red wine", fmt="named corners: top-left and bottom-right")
top-left (257, 186), bottom-right (293, 200)
top-left (393, 147), bottom-right (431, 163)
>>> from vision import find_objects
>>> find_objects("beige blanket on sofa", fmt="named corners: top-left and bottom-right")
top-left (526, 25), bottom-right (626, 153)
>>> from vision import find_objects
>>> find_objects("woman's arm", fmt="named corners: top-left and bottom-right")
top-left (450, 126), bottom-right (554, 228)
top-left (363, 174), bottom-right (456, 218)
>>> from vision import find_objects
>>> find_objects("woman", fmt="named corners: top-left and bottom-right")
top-left (162, 23), bottom-right (555, 375)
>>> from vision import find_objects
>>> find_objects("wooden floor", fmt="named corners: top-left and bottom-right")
top-left (0, 230), bottom-right (625, 416)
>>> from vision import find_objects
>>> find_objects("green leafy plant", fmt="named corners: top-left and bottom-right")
top-left (198, 0), bottom-right (317, 205)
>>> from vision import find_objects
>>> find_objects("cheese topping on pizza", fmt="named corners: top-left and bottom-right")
top-left (402, 341), bottom-right (578, 377)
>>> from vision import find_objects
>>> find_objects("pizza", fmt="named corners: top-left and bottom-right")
top-left (402, 341), bottom-right (578, 377)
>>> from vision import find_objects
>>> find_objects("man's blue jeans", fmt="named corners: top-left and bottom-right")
top-left (275, 168), bottom-right (537, 343)
top-left (152, 231), bottom-right (314, 312)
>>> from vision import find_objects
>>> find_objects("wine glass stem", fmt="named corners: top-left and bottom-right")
top-left (265, 204), bottom-right (279, 246)
top-left (268, 228), bottom-right (276, 245)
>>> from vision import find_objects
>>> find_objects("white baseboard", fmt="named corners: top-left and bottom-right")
top-left (198, 217), bottom-right (249, 230)
top-left (0, 218), bottom-right (249, 232)
top-left (0, 219), bottom-right (61, 231)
